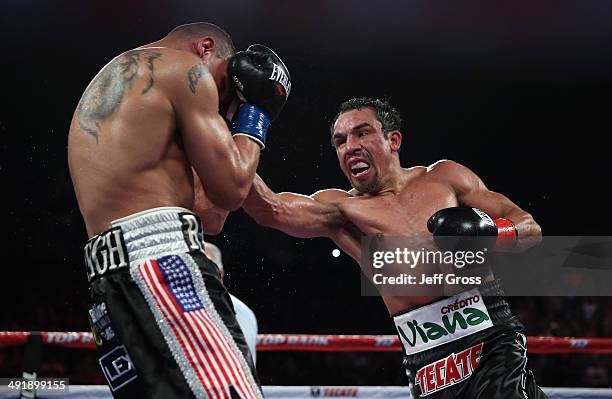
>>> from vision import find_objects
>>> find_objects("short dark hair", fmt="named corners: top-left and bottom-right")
top-left (330, 97), bottom-right (402, 139)
top-left (167, 22), bottom-right (235, 58)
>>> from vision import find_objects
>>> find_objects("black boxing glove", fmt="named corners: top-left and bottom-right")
top-left (230, 44), bottom-right (291, 120)
top-left (228, 44), bottom-right (291, 148)
top-left (427, 206), bottom-right (517, 250)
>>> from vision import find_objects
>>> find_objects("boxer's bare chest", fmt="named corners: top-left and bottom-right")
top-left (338, 178), bottom-right (458, 238)
top-left (332, 172), bottom-right (463, 313)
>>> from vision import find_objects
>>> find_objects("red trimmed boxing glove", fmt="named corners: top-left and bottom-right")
top-left (427, 206), bottom-right (518, 250)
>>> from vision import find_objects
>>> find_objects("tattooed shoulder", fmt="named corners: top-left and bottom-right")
top-left (187, 63), bottom-right (209, 94)
top-left (76, 49), bottom-right (162, 142)
top-left (141, 50), bottom-right (162, 95)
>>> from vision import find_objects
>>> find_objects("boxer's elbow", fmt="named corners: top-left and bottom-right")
top-left (207, 186), bottom-right (249, 211)
top-left (195, 168), bottom-right (254, 211)
top-left (523, 211), bottom-right (542, 238)
top-left (516, 213), bottom-right (543, 250)
top-left (230, 167), bottom-right (260, 210)
top-left (217, 194), bottom-right (245, 211)
top-left (529, 217), bottom-right (543, 245)
top-left (532, 218), bottom-right (543, 239)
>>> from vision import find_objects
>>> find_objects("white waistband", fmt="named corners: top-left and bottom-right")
top-left (111, 206), bottom-right (204, 263)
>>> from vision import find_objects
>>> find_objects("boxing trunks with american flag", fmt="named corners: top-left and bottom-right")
top-left (84, 207), bottom-right (261, 399)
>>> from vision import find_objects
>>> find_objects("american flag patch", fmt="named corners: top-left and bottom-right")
top-left (158, 255), bottom-right (205, 312)
top-left (134, 254), bottom-right (260, 399)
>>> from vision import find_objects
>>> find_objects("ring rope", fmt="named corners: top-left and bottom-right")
top-left (1, 332), bottom-right (611, 354)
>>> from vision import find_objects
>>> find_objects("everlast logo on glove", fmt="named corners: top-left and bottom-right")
top-left (84, 227), bottom-right (128, 282)
top-left (269, 63), bottom-right (291, 97)
top-left (229, 43), bottom-right (291, 123)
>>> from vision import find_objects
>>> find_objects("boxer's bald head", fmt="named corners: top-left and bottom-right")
top-left (162, 22), bottom-right (236, 119)
top-left (166, 22), bottom-right (235, 58)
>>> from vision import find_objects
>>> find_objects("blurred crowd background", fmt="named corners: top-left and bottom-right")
top-left (1, 0), bottom-right (611, 388)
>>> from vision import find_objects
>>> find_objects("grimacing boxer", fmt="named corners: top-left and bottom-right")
top-left (243, 98), bottom-right (546, 398)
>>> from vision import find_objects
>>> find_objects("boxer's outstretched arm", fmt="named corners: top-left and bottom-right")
top-left (432, 160), bottom-right (542, 250)
top-left (170, 54), bottom-right (260, 211)
top-left (243, 174), bottom-right (348, 238)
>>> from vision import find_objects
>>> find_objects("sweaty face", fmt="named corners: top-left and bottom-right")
top-left (332, 108), bottom-right (392, 194)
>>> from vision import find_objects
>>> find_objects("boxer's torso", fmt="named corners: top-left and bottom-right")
top-left (330, 166), bottom-right (467, 314)
top-left (68, 47), bottom-right (197, 237)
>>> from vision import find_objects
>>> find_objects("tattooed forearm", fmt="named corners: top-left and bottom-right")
top-left (141, 51), bottom-right (162, 95)
top-left (76, 49), bottom-right (162, 142)
top-left (188, 63), bottom-right (204, 94)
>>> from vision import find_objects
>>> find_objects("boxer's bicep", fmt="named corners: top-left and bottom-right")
top-left (460, 183), bottom-right (542, 245)
top-left (181, 112), bottom-right (248, 209)
top-left (435, 160), bottom-right (516, 219)
top-left (439, 160), bottom-right (530, 223)
top-left (458, 188), bottom-right (517, 220)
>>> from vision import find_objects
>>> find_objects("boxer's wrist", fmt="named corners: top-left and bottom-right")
top-left (230, 103), bottom-right (270, 149)
top-left (494, 218), bottom-right (517, 249)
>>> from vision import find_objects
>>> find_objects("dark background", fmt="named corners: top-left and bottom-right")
top-left (1, 0), bottom-right (611, 388)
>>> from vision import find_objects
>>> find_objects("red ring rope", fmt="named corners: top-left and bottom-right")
top-left (1, 332), bottom-right (611, 354)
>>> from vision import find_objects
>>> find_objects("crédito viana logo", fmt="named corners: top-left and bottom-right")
top-left (393, 290), bottom-right (494, 354)
top-left (398, 307), bottom-right (489, 347)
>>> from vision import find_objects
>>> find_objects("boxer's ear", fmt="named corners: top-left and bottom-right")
top-left (193, 37), bottom-right (215, 60)
top-left (387, 130), bottom-right (402, 152)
